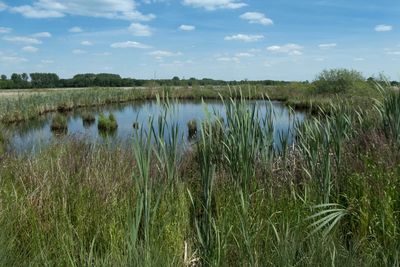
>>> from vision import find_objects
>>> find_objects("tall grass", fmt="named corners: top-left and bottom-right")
top-left (0, 85), bottom-right (398, 266)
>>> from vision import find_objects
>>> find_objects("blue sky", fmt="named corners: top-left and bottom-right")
top-left (0, 0), bottom-right (399, 81)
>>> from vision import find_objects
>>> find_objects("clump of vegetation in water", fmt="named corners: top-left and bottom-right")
top-left (98, 113), bottom-right (118, 131)
top-left (187, 119), bottom-right (197, 139)
top-left (132, 121), bottom-right (140, 129)
top-left (50, 114), bottom-right (68, 133)
top-left (82, 112), bottom-right (96, 126)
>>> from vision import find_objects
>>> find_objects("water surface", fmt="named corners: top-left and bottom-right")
top-left (7, 100), bottom-right (306, 154)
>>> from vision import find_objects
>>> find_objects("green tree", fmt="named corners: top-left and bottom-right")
top-left (314, 68), bottom-right (365, 94)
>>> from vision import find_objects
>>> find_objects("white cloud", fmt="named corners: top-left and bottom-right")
top-left (11, 5), bottom-right (64, 18)
top-left (318, 43), bottom-right (337, 49)
top-left (224, 34), bottom-right (264, 42)
top-left (386, 51), bottom-right (400, 56)
top-left (128, 23), bottom-right (152, 36)
top-left (41, 59), bottom-right (54, 64)
top-left (3, 36), bottom-right (42, 44)
top-left (10, 0), bottom-right (155, 21)
top-left (69, 27), bottom-right (83, 33)
top-left (267, 44), bottom-right (303, 56)
top-left (235, 52), bottom-right (254, 57)
top-left (149, 50), bottom-right (182, 60)
top-left (354, 57), bottom-right (365, 61)
top-left (179, 24), bottom-right (195, 31)
top-left (0, 27), bottom-right (12, 34)
top-left (22, 46), bottom-right (39, 53)
top-left (0, 56), bottom-right (28, 64)
top-left (375, 24), bottom-right (393, 32)
top-left (32, 32), bottom-right (52, 38)
top-left (182, 0), bottom-right (247, 10)
top-left (72, 49), bottom-right (87, 54)
top-left (240, 12), bottom-right (273, 26)
top-left (93, 52), bottom-right (111, 56)
top-left (0, 2), bottom-right (7, 11)
top-left (216, 56), bottom-right (240, 63)
top-left (81, 41), bottom-right (93, 46)
top-left (111, 41), bottom-right (151, 49)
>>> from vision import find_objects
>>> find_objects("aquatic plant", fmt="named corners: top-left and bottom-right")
top-left (98, 113), bottom-right (118, 131)
top-left (50, 113), bottom-right (68, 132)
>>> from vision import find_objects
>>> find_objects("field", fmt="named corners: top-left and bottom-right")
top-left (0, 77), bottom-right (399, 266)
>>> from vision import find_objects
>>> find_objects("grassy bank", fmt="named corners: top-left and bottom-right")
top-left (0, 85), bottom-right (398, 266)
top-left (0, 80), bottom-right (378, 123)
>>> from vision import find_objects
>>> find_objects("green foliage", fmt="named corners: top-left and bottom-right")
top-left (376, 83), bottom-right (400, 145)
top-left (97, 113), bottom-right (118, 131)
top-left (50, 113), bottom-right (68, 132)
top-left (314, 68), bottom-right (365, 94)
top-left (0, 90), bottom-right (399, 265)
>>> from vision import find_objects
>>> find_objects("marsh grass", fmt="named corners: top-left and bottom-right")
top-left (98, 113), bottom-right (118, 132)
top-left (0, 85), bottom-right (399, 266)
top-left (50, 113), bottom-right (68, 133)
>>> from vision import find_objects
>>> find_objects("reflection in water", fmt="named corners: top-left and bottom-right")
top-left (7, 100), bottom-right (306, 154)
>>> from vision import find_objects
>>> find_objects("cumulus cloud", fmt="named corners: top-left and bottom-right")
top-left (267, 44), bottom-right (303, 56)
top-left (240, 12), bottom-right (273, 26)
top-left (149, 50), bottom-right (182, 60)
top-left (10, 0), bottom-right (155, 21)
top-left (111, 41), bottom-right (151, 49)
top-left (318, 43), bottom-right (337, 49)
top-left (216, 56), bottom-right (240, 63)
top-left (128, 23), bottom-right (152, 36)
top-left (69, 27), bottom-right (83, 33)
top-left (3, 36), bottom-right (42, 44)
top-left (0, 27), bottom-right (12, 33)
top-left (81, 41), bottom-right (93, 46)
top-left (235, 52), bottom-right (254, 57)
top-left (375, 24), bottom-right (393, 32)
top-left (182, 0), bottom-right (247, 10)
top-left (224, 34), bottom-right (264, 42)
top-left (179, 25), bottom-right (195, 31)
top-left (0, 56), bottom-right (28, 64)
top-left (32, 32), bottom-right (52, 38)
top-left (22, 46), bottom-right (39, 53)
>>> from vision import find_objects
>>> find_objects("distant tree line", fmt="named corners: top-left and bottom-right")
top-left (0, 72), bottom-right (295, 89)
top-left (1, 72), bottom-right (397, 90)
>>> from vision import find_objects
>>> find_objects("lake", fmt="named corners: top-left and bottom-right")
top-left (7, 100), bottom-right (306, 154)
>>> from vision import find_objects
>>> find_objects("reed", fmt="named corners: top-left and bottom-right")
top-left (0, 87), bottom-right (399, 266)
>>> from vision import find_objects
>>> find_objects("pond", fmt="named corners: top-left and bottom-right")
top-left (6, 100), bottom-right (306, 154)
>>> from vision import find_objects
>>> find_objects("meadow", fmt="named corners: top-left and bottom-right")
top-left (0, 70), bottom-right (399, 266)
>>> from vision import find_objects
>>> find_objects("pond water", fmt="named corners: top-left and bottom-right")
top-left (7, 100), bottom-right (306, 154)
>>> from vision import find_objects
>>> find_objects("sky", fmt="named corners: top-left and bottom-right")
top-left (0, 0), bottom-right (399, 81)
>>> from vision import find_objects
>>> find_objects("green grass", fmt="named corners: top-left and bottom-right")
top-left (0, 84), bottom-right (398, 266)
top-left (98, 113), bottom-right (118, 132)
top-left (50, 113), bottom-right (68, 132)
top-left (0, 82), bottom-right (379, 124)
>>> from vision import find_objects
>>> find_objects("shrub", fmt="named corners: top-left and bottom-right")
top-left (314, 68), bottom-right (365, 94)
top-left (50, 114), bottom-right (68, 132)
top-left (98, 113), bottom-right (118, 131)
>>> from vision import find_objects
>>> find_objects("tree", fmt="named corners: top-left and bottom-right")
top-left (313, 68), bottom-right (365, 94)
top-left (30, 73), bottom-right (60, 88)
top-left (1, 75), bottom-right (6, 81)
